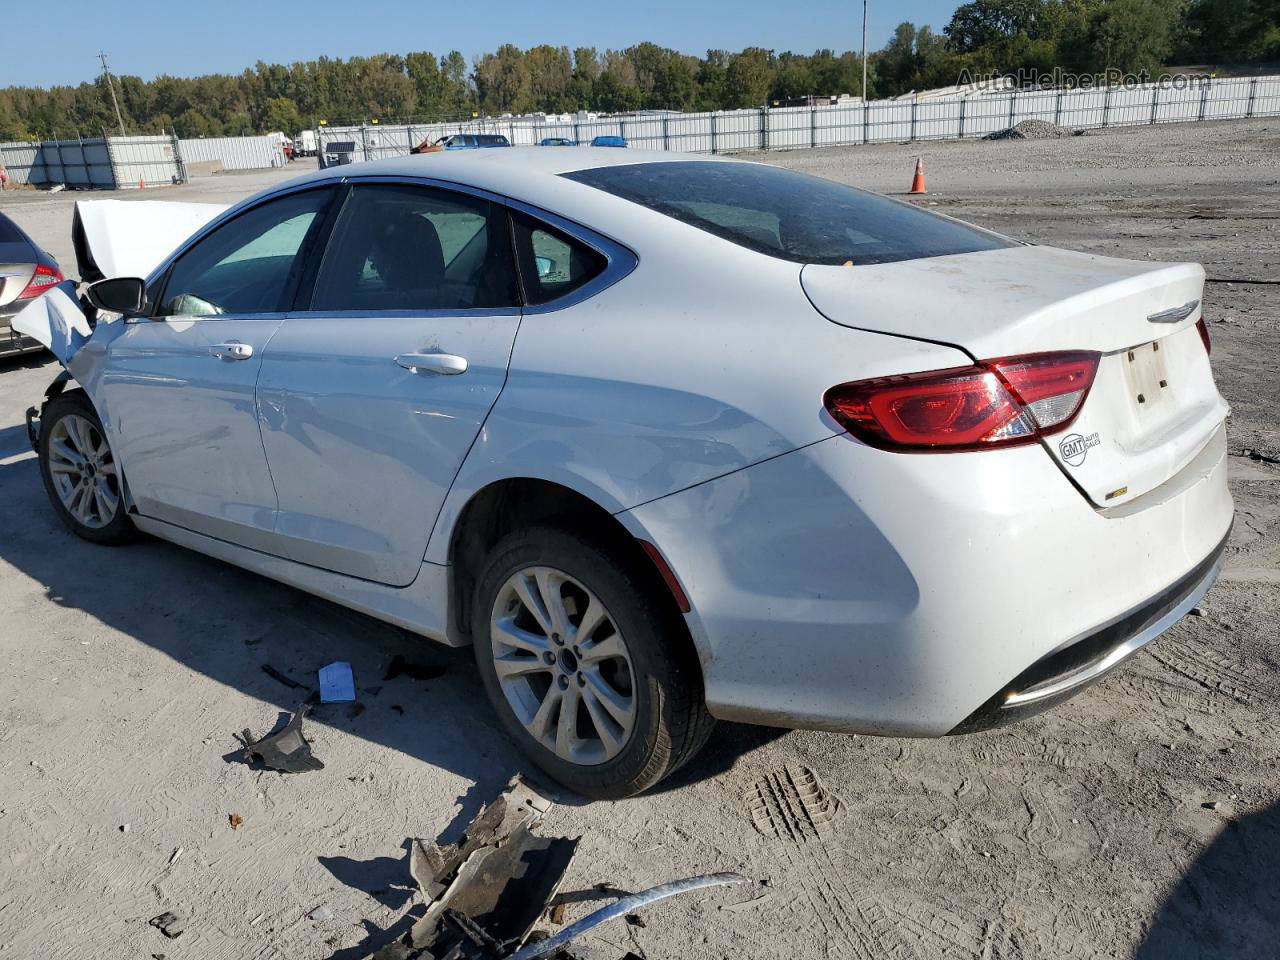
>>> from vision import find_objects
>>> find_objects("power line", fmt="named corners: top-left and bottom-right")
top-left (98, 51), bottom-right (127, 137)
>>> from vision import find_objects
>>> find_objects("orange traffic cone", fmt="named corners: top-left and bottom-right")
top-left (138, 177), bottom-right (145, 190)
top-left (908, 158), bottom-right (926, 194)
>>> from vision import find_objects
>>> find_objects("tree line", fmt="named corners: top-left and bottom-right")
top-left (1, 0), bottom-right (1276, 142)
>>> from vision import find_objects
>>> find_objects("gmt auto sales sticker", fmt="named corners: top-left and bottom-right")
top-left (1059, 432), bottom-right (1100, 467)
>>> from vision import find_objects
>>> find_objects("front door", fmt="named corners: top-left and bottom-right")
top-left (256, 181), bottom-right (523, 585)
top-left (99, 187), bottom-right (335, 548)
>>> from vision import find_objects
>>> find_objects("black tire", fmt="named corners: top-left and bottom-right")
top-left (37, 390), bottom-right (135, 545)
top-left (472, 524), bottom-right (714, 799)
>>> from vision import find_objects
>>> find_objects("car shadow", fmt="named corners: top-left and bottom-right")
top-left (1134, 798), bottom-right (1280, 960)
top-left (0, 450), bottom-right (782, 811)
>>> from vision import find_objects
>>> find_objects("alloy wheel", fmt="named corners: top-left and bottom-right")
top-left (489, 565), bottom-right (637, 765)
top-left (47, 414), bottom-right (120, 529)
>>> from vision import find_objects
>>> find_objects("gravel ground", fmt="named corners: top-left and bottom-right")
top-left (0, 119), bottom-right (1277, 960)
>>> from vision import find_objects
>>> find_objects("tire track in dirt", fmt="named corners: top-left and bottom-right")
top-left (745, 765), bottom-right (1012, 959)
top-left (1148, 638), bottom-right (1266, 704)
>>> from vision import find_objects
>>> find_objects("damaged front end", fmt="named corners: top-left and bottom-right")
top-left (14, 198), bottom-right (228, 451)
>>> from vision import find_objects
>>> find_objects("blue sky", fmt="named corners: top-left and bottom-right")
top-left (5, 0), bottom-right (959, 88)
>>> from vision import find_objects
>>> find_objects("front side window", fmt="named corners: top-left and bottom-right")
top-left (157, 188), bottom-right (331, 317)
top-left (511, 212), bottom-right (607, 306)
top-left (563, 161), bottom-right (1016, 266)
top-left (310, 183), bottom-right (518, 312)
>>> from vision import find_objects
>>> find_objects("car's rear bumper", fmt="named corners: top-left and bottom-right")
top-left (0, 313), bottom-right (44, 358)
top-left (622, 423), bottom-right (1234, 736)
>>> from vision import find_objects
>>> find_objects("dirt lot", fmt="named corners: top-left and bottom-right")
top-left (0, 120), bottom-right (1277, 960)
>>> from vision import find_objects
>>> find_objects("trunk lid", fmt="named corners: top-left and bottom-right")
top-left (802, 245), bottom-right (1228, 508)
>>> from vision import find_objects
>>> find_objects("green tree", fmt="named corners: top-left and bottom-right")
top-left (724, 47), bottom-right (775, 107)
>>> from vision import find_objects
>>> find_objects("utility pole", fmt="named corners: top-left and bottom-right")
top-left (861, 0), bottom-right (868, 101)
top-left (98, 51), bottom-right (127, 137)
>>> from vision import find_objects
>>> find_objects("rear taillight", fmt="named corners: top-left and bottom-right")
top-left (824, 351), bottom-right (1100, 453)
top-left (18, 263), bottom-right (63, 300)
top-left (1196, 317), bottom-right (1211, 356)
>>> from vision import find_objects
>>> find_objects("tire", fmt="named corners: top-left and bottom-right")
top-left (38, 391), bottom-right (135, 545)
top-left (472, 524), bottom-right (714, 799)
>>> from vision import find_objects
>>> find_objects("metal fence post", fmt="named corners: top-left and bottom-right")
top-left (662, 115), bottom-right (670, 151)
top-left (958, 97), bottom-right (966, 138)
top-left (573, 120), bottom-right (580, 144)
top-left (760, 106), bottom-right (768, 150)
top-left (1008, 89), bottom-right (1017, 127)
top-left (1102, 86), bottom-right (1112, 127)
top-left (810, 106), bottom-right (817, 148)
top-left (171, 129), bottom-right (187, 183)
top-left (1150, 83), bottom-right (1160, 124)
top-left (1054, 91), bottom-right (1063, 126)
top-left (710, 113), bottom-right (718, 154)
top-left (910, 96), bottom-right (918, 141)
top-left (1247, 77), bottom-right (1258, 117)
top-left (1197, 81), bottom-right (1210, 121)
top-left (360, 125), bottom-right (369, 162)
top-left (862, 100), bottom-right (869, 144)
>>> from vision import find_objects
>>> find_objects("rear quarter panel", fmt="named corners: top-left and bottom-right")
top-left (424, 226), bottom-right (974, 565)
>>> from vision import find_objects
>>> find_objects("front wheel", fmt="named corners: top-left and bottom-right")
top-left (472, 526), bottom-right (713, 799)
top-left (38, 391), bottom-right (134, 545)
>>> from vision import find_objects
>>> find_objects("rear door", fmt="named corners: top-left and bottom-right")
top-left (255, 181), bottom-right (522, 585)
top-left (98, 186), bottom-right (335, 548)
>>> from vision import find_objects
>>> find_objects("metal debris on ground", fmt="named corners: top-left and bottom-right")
top-left (383, 655), bottom-right (447, 683)
top-left (149, 911), bottom-right (185, 939)
top-left (507, 873), bottom-right (752, 960)
top-left (319, 661), bottom-right (357, 702)
top-left (238, 703), bottom-right (324, 773)
top-left (261, 664), bottom-right (309, 691)
top-left (353, 775), bottom-right (751, 960)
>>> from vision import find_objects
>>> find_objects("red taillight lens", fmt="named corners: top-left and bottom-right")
top-left (825, 351), bottom-right (1099, 453)
top-left (18, 263), bottom-right (63, 300)
top-left (1196, 317), bottom-right (1211, 356)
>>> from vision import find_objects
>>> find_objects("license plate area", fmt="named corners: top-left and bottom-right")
top-left (1121, 339), bottom-right (1170, 413)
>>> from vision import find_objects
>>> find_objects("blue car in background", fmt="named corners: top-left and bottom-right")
top-left (436, 134), bottom-right (512, 149)
top-left (539, 137), bottom-right (577, 146)
top-left (590, 135), bottom-right (628, 147)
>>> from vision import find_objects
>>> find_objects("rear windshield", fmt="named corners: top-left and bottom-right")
top-left (563, 161), bottom-right (1016, 265)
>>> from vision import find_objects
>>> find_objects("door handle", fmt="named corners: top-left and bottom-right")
top-left (395, 353), bottom-right (468, 376)
top-left (210, 342), bottom-right (253, 360)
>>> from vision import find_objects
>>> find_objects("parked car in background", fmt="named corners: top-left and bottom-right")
top-left (437, 134), bottom-right (512, 150)
top-left (590, 135), bottom-right (627, 148)
top-left (0, 212), bottom-right (62, 358)
top-left (20, 150), bottom-right (1231, 799)
top-left (540, 138), bottom-right (577, 146)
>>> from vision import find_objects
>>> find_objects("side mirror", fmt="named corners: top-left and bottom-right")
top-left (86, 277), bottom-right (147, 317)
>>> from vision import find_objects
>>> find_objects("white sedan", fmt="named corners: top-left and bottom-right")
top-left (21, 149), bottom-right (1232, 798)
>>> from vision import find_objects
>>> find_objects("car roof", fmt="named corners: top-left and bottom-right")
top-left (235, 148), bottom-right (752, 258)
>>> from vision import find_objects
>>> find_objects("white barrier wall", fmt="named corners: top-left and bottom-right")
top-left (318, 73), bottom-right (1280, 164)
top-left (179, 136), bottom-right (286, 171)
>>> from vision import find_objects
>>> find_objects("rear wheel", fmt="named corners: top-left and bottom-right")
top-left (38, 391), bottom-right (134, 545)
top-left (472, 525), bottom-right (713, 799)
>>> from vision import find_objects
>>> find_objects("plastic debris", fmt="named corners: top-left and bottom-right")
top-left (238, 703), bottom-right (324, 773)
top-left (309, 905), bottom-right (335, 922)
top-left (149, 911), bottom-right (185, 939)
top-left (319, 661), bottom-right (356, 702)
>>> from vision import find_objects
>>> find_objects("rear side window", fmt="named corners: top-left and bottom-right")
top-left (563, 161), bottom-right (1016, 266)
top-left (310, 183), bottom-right (519, 312)
top-left (511, 212), bottom-right (607, 306)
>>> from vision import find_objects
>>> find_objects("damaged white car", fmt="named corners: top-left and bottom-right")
top-left (16, 151), bottom-right (1233, 798)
